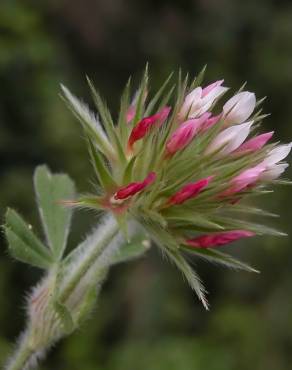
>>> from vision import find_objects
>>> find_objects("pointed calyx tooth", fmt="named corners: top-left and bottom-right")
top-left (186, 230), bottom-right (255, 248)
top-left (167, 176), bottom-right (213, 205)
top-left (127, 107), bottom-right (171, 150)
top-left (114, 172), bottom-right (157, 200)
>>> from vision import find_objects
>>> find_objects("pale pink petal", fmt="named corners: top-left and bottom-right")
top-left (261, 143), bottom-right (292, 166)
top-left (235, 132), bottom-right (274, 153)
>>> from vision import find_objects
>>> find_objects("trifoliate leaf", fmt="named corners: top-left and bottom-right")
top-left (5, 227), bottom-right (53, 269)
top-left (34, 165), bottom-right (75, 260)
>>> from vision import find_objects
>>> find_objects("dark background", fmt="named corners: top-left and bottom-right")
top-left (1, 0), bottom-right (292, 369)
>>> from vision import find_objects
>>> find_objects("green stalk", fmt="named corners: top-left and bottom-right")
top-left (5, 215), bottom-right (121, 370)
top-left (5, 330), bottom-right (35, 370)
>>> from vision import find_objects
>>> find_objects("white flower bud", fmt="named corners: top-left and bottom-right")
top-left (223, 91), bottom-right (256, 124)
top-left (205, 121), bottom-right (253, 156)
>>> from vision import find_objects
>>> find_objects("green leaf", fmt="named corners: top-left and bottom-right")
top-left (5, 227), bottom-right (53, 269)
top-left (5, 208), bottom-right (52, 258)
top-left (34, 165), bottom-right (75, 260)
top-left (111, 234), bottom-right (151, 265)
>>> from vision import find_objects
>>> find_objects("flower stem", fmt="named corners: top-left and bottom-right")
top-left (60, 215), bottom-right (120, 303)
top-left (5, 330), bottom-right (35, 370)
top-left (5, 215), bottom-right (122, 370)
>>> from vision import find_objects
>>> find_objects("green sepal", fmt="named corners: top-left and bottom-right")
top-left (111, 234), bottom-right (151, 265)
top-left (73, 195), bottom-right (105, 212)
top-left (165, 247), bottom-right (209, 310)
top-left (132, 64), bottom-right (149, 124)
top-left (60, 84), bottom-right (115, 158)
top-left (87, 138), bottom-right (117, 191)
top-left (86, 77), bottom-right (117, 144)
top-left (75, 283), bottom-right (101, 325)
top-left (34, 165), bottom-right (75, 261)
top-left (54, 301), bottom-right (75, 334)
top-left (139, 217), bottom-right (208, 309)
top-left (182, 245), bottom-right (259, 273)
top-left (122, 156), bottom-right (137, 184)
top-left (117, 77), bottom-right (132, 144)
top-left (144, 72), bottom-right (173, 116)
top-left (87, 77), bottom-right (127, 164)
top-left (189, 65), bottom-right (207, 90)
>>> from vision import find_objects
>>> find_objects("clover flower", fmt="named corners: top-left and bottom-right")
top-left (62, 68), bottom-right (291, 309)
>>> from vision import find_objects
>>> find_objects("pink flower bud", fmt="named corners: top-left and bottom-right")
top-left (200, 113), bottom-right (222, 132)
top-left (186, 230), bottom-right (255, 248)
top-left (168, 176), bottom-right (213, 205)
top-left (222, 165), bottom-right (266, 196)
top-left (205, 121), bottom-right (253, 156)
top-left (223, 91), bottom-right (256, 124)
top-left (235, 131), bottom-right (274, 153)
top-left (126, 90), bottom-right (148, 123)
top-left (126, 105), bottom-right (136, 123)
top-left (128, 107), bottom-right (171, 150)
top-left (201, 80), bottom-right (224, 97)
top-left (166, 112), bottom-right (211, 155)
top-left (114, 172), bottom-right (156, 200)
top-left (180, 80), bottom-right (228, 119)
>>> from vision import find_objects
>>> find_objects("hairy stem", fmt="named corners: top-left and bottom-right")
top-left (5, 215), bottom-right (122, 370)
top-left (5, 330), bottom-right (35, 370)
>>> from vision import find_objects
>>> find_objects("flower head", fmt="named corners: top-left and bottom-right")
top-left (62, 68), bottom-right (290, 309)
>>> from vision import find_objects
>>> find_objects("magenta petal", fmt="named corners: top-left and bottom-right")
top-left (186, 230), bottom-right (255, 248)
top-left (168, 176), bottom-right (213, 205)
top-left (114, 172), bottom-right (156, 200)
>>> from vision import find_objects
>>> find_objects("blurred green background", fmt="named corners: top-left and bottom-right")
top-left (1, 0), bottom-right (292, 369)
